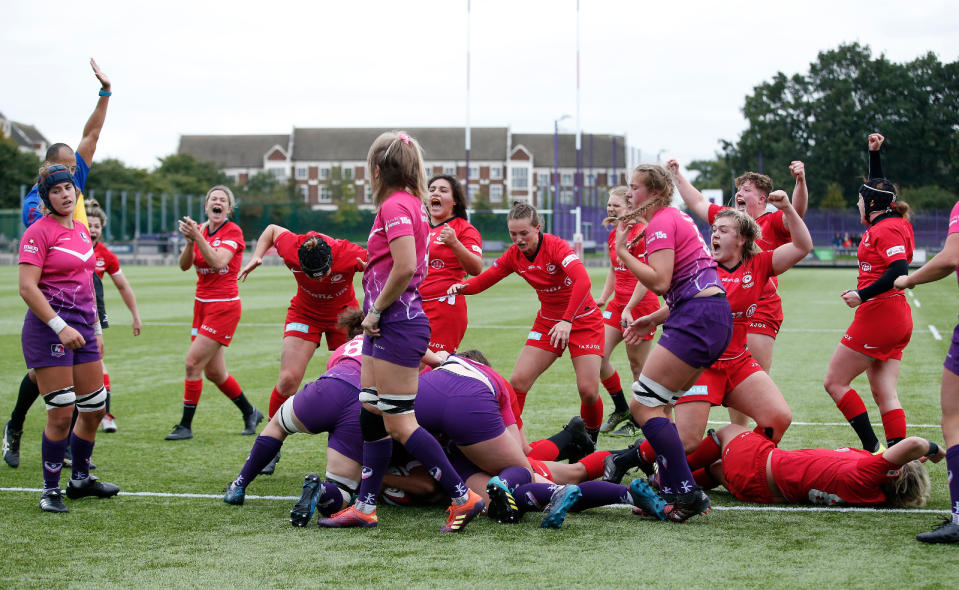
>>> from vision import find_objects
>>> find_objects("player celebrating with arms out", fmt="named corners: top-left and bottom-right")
top-left (449, 201), bottom-right (606, 441)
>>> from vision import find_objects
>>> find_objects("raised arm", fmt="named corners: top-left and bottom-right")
top-left (75, 58), bottom-right (112, 165)
top-left (768, 190), bottom-right (813, 275)
top-left (239, 224), bottom-right (288, 282)
top-left (666, 159), bottom-right (710, 222)
top-left (868, 133), bottom-right (885, 180)
top-left (789, 161), bottom-right (808, 217)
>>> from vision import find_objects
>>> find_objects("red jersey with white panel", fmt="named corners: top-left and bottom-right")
top-left (770, 446), bottom-right (900, 505)
top-left (421, 217), bottom-right (483, 300)
top-left (856, 215), bottom-right (915, 300)
top-left (717, 251), bottom-right (776, 360)
top-left (463, 232), bottom-right (596, 322)
top-left (193, 221), bottom-right (245, 301)
top-left (273, 230), bottom-right (367, 323)
top-left (93, 241), bottom-right (120, 279)
top-left (607, 223), bottom-right (659, 309)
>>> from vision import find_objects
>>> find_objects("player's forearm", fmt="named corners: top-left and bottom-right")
top-left (117, 285), bottom-right (140, 321)
top-left (450, 241), bottom-right (483, 275)
top-left (178, 243), bottom-right (195, 271)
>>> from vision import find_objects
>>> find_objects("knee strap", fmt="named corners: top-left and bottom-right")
top-left (358, 386), bottom-right (379, 405)
top-left (75, 385), bottom-right (107, 413)
top-left (632, 375), bottom-right (681, 408)
top-left (377, 393), bottom-right (416, 415)
top-left (43, 386), bottom-right (76, 411)
top-left (277, 395), bottom-right (304, 435)
top-left (325, 471), bottom-right (359, 497)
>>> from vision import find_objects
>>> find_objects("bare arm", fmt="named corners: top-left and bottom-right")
top-left (768, 191), bottom-right (813, 275)
top-left (361, 235), bottom-right (416, 336)
top-left (178, 217), bottom-right (234, 270)
top-left (19, 264), bottom-right (87, 349)
top-left (619, 277), bottom-right (651, 326)
top-left (439, 225), bottom-right (483, 276)
top-left (882, 436), bottom-right (946, 465)
top-left (178, 238), bottom-right (195, 271)
top-left (109, 272), bottom-right (142, 336)
top-left (789, 161), bottom-right (808, 218)
top-left (896, 232), bottom-right (959, 290)
top-left (75, 59), bottom-right (111, 165)
top-left (667, 159), bottom-right (710, 222)
top-left (239, 224), bottom-right (288, 282)
top-left (598, 267), bottom-right (615, 306)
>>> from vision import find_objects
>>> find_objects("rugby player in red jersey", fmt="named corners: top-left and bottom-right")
top-left (448, 201), bottom-right (605, 442)
top-left (166, 186), bottom-right (262, 441)
top-left (421, 175), bottom-right (483, 353)
top-left (596, 187), bottom-right (660, 436)
top-left (824, 134), bottom-right (915, 452)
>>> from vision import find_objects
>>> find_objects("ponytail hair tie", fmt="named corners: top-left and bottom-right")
top-left (398, 132), bottom-right (411, 145)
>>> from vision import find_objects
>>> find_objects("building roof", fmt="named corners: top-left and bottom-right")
top-left (291, 127), bottom-right (509, 162)
top-left (178, 134), bottom-right (290, 168)
top-left (511, 133), bottom-right (627, 168)
top-left (9, 121), bottom-right (47, 149)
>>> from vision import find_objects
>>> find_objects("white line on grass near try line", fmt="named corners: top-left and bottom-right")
top-left (0, 487), bottom-right (942, 514)
top-left (929, 325), bottom-right (942, 341)
top-left (707, 420), bottom-right (942, 428)
top-left (907, 291), bottom-right (921, 308)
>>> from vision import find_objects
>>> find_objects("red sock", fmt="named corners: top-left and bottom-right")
top-left (837, 389), bottom-right (868, 420)
top-left (692, 467), bottom-right (718, 490)
top-left (580, 397), bottom-right (604, 431)
top-left (216, 375), bottom-right (243, 400)
top-left (685, 433), bottom-right (721, 471)
top-left (577, 450), bottom-right (612, 480)
top-left (639, 439), bottom-right (656, 464)
top-left (881, 408), bottom-right (907, 442)
top-left (601, 372), bottom-right (622, 395)
top-left (508, 386), bottom-right (524, 429)
top-left (102, 372), bottom-right (111, 391)
top-left (268, 386), bottom-right (287, 419)
top-left (514, 389), bottom-right (528, 415)
top-left (527, 440), bottom-right (560, 461)
top-left (183, 379), bottom-right (202, 405)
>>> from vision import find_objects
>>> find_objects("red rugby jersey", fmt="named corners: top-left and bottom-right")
top-left (421, 217), bottom-right (483, 300)
top-left (93, 241), bottom-right (120, 279)
top-left (193, 221), bottom-right (245, 301)
top-left (707, 204), bottom-right (792, 252)
top-left (770, 447), bottom-right (899, 506)
top-left (464, 232), bottom-right (595, 321)
top-left (607, 223), bottom-right (659, 308)
top-left (856, 216), bottom-right (914, 299)
top-left (717, 251), bottom-right (776, 359)
top-left (274, 230), bottom-right (367, 322)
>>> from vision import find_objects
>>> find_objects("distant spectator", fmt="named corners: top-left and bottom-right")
top-left (833, 233), bottom-right (843, 248)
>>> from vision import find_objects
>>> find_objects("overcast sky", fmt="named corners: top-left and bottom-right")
top-left (3, 1), bottom-right (956, 172)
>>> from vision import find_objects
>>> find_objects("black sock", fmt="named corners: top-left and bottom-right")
top-left (547, 429), bottom-right (575, 461)
top-left (181, 404), bottom-right (197, 429)
top-left (105, 389), bottom-right (111, 415)
top-left (9, 373), bottom-right (41, 431)
top-left (70, 407), bottom-right (78, 431)
top-left (610, 391), bottom-right (629, 414)
top-left (886, 437), bottom-right (904, 447)
top-left (232, 393), bottom-right (255, 416)
top-left (848, 413), bottom-right (880, 452)
top-left (587, 428), bottom-right (599, 444)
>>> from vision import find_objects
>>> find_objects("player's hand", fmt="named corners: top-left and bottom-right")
top-left (90, 58), bottom-right (110, 91)
top-left (767, 190), bottom-right (790, 210)
top-left (621, 306), bottom-right (634, 327)
top-left (868, 133), bottom-right (884, 151)
top-left (356, 257), bottom-right (368, 270)
top-left (361, 311), bottom-right (381, 338)
top-left (59, 326), bottom-right (86, 349)
top-left (96, 334), bottom-right (104, 357)
top-left (548, 320), bottom-right (572, 349)
top-left (789, 161), bottom-right (805, 182)
top-left (447, 283), bottom-right (466, 296)
top-left (929, 443), bottom-right (947, 463)
top-left (238, 256), bottom-right (262, 282)
top-left (177, 216), bottom-right (201, 241)
top-left (132, 317), bottom-right (142, 336)
top-left (439, 224), bottom-right (459, 246)
top-left (614, 221), bottom-right (633, 249)
top-left (841, 290), bottom-right (862, 308)
top-left (893, 275), bottom-right (913, 290)
top-left (624, 314), bottom-right (655, 345)
top-left (665, 159), bottom-right (680, 177)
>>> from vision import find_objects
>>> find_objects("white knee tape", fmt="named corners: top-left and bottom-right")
top-left (631, 375), bottom-right (681, 408)
top-left (43, 386), bottom-right (76, 411)
top-left (75, 386), bottom-right (107, 413)
top-left (358, 387), bottom-right (379, 404)
top-left (277, 395), bottom-right (304, 435)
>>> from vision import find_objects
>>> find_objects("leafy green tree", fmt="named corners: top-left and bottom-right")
top-left (86, 158), bottom-right (150, 195)
top-left (820, 182), bottom-right (849, 210)
top-left (900, 185), bottom-right (958, 211)
top-left (0, 135), bottom-right (41, 208)
top-left (149, 153), bottom-right (228, 196)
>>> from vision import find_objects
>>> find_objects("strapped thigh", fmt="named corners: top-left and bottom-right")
top-left (632, 375), bottom-right (682, 408)
top-left (43, 386), bottom-right (76, 411)
top-left (377, 394), bottom-right (416, 415)
top-left (75, 385), bottom-right (107, 413)
top-left (277, 395), bottom-right (305, 435)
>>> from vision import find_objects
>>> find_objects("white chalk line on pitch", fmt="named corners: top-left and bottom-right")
top-left (0, 487), bottom-right (942, 515)
top-left (707, 420), bottom-right (942, 429)
top-left (929, 325), bottom-right (942, 341)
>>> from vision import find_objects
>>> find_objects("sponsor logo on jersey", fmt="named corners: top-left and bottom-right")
top-left (573, 343), bottom-right (602, 351)
top-left (50, 344), bottom-right (66, 358)
top-left (648, 231), bottom-right (667, 243)
top-left (385, 216), bottom-right (412, 231)
top-left (951, 216), bottom-right (959, 228)
top-left (746, 303), bottom-right (757, 317)
top-left (22, 242), bottom-right (39, 254)
top-left (561, 254), bottom-right (578, 268)
top-left (863, 344), bottom-right (877, 349)
top-left (885, 245), bottom-right (905, 257)
top-left (430, 259), bottom-right (445, 270)
top-left (331, 273), bottom-right (343, 282)
top-left (286, 322), bottom-right (310, 333)
top-left (861, 262), bottom-right (872, 272)
top-left (545, 263), bottom-right (557, 274)
top-left (470, 245), bottom-right (482, 254)
top-left (742, 273), bottom-right (753, 287)
top-left (564, 276), bottom-right (572, 287)
top-left (212, 239), bottom-right (221, 247)
top-left (79, 232), bottom-right (89, 243)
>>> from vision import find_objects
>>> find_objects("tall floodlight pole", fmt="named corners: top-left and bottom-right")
top-left (573, 0), bottom-right (584, 250)
top-left (465, 0), bottom-right (471, 197)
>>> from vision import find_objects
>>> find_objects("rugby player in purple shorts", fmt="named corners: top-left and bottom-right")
top-left (19, 164), bottom-right (119, 512)
top-left (318, 131), bottom-right (484, 532)
top-left (612, 164), bottom-right (732, 523)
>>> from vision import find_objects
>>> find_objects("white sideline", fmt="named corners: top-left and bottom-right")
top-left (0, 487), bottom-right (942, 514)
top-left (929, 325), bottom-right (942, 341)
top-left (707, 420), bottom-right (942, 429)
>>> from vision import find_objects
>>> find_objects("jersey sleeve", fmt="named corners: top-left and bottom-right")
top-left (22, 189), bottom-right (42, 227)
top-left (873, 224), bottom-right (910, 264)
top-left (103, 247), bottom-right (121, 275)
top-left (644, 211), bottom-right (677, 255)
top-left (341, 240), bottom-right (368, 271)
top-left (706, 203), bottom-right (725, 225)
top-left (762, 210), bottom-right (791, 246)
top-left (18, 223), bottom-right (48, 267)
top-left (458, 222), bottom-right (484, 258)
top-left (73, 152), bottom-right (90, 192)
top-left (949, 201), bottom-right (959, 236)
top-left (220, 223), bottom-right (244, 254)
top-left (755, 250), bottom-right (776, 281)
top-left (380, 197), bottom-right (418, 242)
top-left (272, 230), bottom-right (299, 266)
top-left (855, 453), bottom-right (901, 487)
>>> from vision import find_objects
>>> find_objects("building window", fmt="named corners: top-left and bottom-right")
top-left (270, 167), bottom-right (287, 181)
top-left (319, 185), bottom-right (331, 203)
top-left (586, 173), bottom-right (595, 187)
top-left (296, 166), bottom-right (307, 179)
top-left (299, 184), bottom-right (309, 201)
top-left (490, 166), bottom-right (503, 179)
top-left (490, 184), bottom-right (504, 203)
top-left (560, 189), bottom-right (573, 205)
top-left (561, 173), bottom-right (572, 187)
top-left (364, 184), bottom-right (373, 203)
top-left (343, 167), bottom-right (353, 180)
top-left (538, 172), bottom-right (551, 186)
top-left (468, 165), bottom-right (478, 179)
top-left (443, 165), bottom-right (456, 176)
top-left (226, 173), bottom-right (237, 184)
top-left (467, 184), bottom-right (479, 200)
top-left (319, 167), bottom-right (330, 180)
top-left (511, 167), bottom-right (528, 190)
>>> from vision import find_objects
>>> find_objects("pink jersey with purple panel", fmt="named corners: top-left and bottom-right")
top-left (363, 191), bottom-right (429, 322)
top-left (19, 216), bottom-right (97, 324)
top-left (644, 206), bottom-right (721, 308)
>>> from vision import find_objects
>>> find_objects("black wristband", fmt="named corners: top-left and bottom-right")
top-left (560, 318), bottom-right (573, 324)
top-left (926, 441), bottom-right (940, 457)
